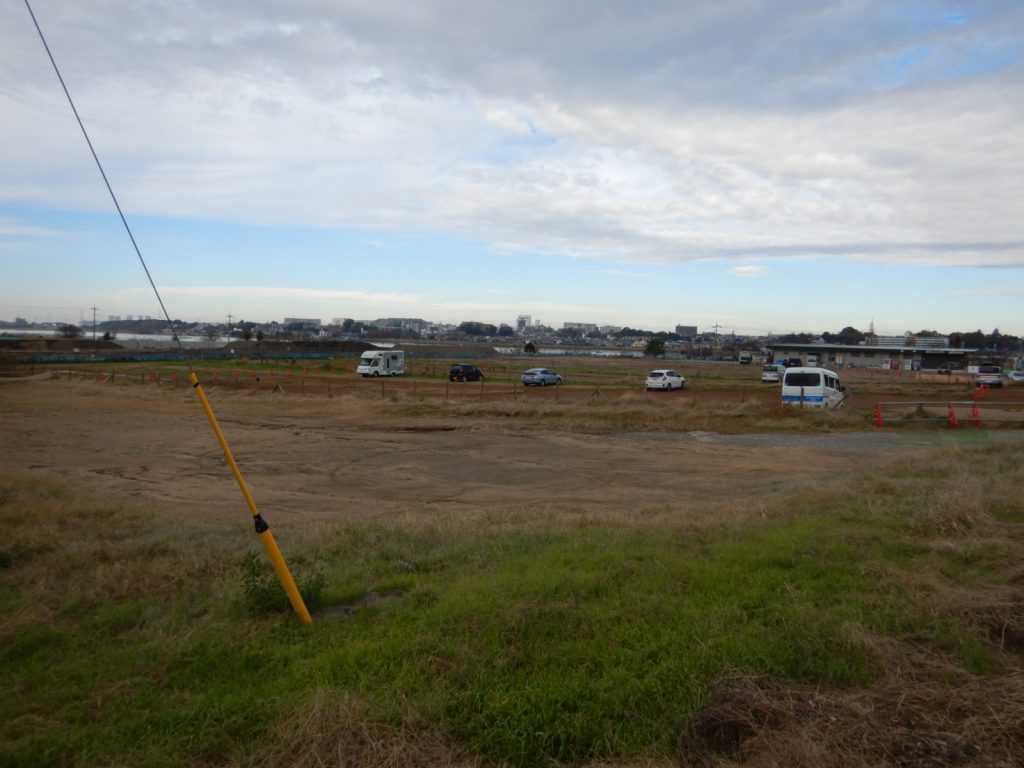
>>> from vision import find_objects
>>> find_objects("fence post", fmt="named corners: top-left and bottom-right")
top-left (479, 379), bottom-right (484, 403)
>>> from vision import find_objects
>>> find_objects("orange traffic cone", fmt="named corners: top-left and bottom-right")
top-left (971, 403), bottom-right (981, 428)
top-left (947, 403), bottom-right (959, 428)
top-left (873, 403), bottom-right (883, 427)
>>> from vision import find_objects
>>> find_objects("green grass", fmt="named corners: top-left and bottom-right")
top-left (2, 443), bottom-right (1022, 767)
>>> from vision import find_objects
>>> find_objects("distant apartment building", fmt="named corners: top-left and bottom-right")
top-left (371, 317), bottom-right (427, 334)
top-left (675, 325), bottom-right (698, 337)
top-left (516, 315), bottom-right (532, 333)
top-left (283, 317), bottom-right (322, 328)
top-left (563, 322), bottom-right (598, 334)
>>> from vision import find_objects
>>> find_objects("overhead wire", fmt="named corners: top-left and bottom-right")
top-left (24, 0), bottom-right (313, 625)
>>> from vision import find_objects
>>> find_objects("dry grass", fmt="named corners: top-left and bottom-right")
top-left (680, 656), bottom-right (1024, 767)
top-left (240, 693), bottom-right (481, 768)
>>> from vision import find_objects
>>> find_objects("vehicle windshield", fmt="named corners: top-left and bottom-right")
top-left (762, 365), bottom-right (777, 372)
top-left (978, 365), bottom-right (1001, 374)
top-left (784, 372), bottom-right (821, 387)
top-left (648, 371), bottom-right (665, 377)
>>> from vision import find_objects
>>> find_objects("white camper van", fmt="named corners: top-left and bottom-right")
top-left (781, 366), bottom-right (845, 408)
top-left (356, 349), bottom-right (405, 377)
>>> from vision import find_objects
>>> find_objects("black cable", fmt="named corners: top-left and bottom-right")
top-left (24, 0), bottom-right (185, 354)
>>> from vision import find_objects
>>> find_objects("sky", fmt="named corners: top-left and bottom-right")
top-left (2, 0), bottom-right (1023, 336)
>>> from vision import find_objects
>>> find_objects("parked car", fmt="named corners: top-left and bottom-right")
top-left (1009, 371), bottom-right (1024, 383)
top-left (449, 364), bottom-right (484, 382)
top-left (521, 368), bottom-right (562, 386)
top-left (761, 363), bottom-right (784, 383)
top-left (975, 364), bottom-right (1003, 388)
top-left (645, 370), bottom-right (686, 390)
top-left (936, 363), bottom-right (954, 374)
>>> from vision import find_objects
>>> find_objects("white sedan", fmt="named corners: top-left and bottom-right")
top-left (645, 370), bottom-right (686, 390)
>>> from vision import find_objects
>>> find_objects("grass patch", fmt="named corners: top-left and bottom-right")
top-left (2, 442), bottom-right (1023, 766)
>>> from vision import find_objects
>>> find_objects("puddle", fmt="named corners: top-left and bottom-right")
top-left (317, 589), bottom-right (407, 620)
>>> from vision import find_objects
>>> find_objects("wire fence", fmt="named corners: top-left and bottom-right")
top-left (50, 367), bottom-right (779, 407)
top-left (873, 398), bottom-right (1024, 427)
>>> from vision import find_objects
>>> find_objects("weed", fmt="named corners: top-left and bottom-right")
top-left (240, 550), bottom-right (326, 616)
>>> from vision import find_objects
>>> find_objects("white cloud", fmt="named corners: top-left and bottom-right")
top-left (955, 284), bottom-right (1024, 296)
top-left (727, 266), bottom-right (768, 278)
top-left (600, 269), bottom-right (650, 278)
top-left (3, 0), bottom-right (1023, 270)
top-left (160, 286), bottom-right (421, 305)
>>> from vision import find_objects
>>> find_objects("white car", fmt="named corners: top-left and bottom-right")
top-left (521, 368), bottom-right (562, 386)
top-left (975, 364), bottom-right (1003, 388)
top-left (645, 370), bottom-right (686, 390)
top-left (761, 363), bottom-right (784, 383)
top-left (1008, 371), bottom-right (1024, 383)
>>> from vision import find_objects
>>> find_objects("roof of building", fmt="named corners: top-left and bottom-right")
top-left (765, 341), bottom-right (977, 353)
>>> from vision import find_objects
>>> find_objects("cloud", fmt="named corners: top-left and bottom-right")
top-left (160, 286), bottom-right (421, 305)
top-left (954, 284), bottom-right (1024, 296)
top-left (600, 269), bottom-right (650, 278)
top-left (4, 0), bottom-right (1024, 270)
top-left (727, 266), bottom-right (768, 278)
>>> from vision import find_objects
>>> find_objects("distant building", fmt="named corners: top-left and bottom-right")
top-left (766, 340), bottom-right (974, 371)
top-left (675, 325), bottom-right (698, 337)
top-left (283, 317), bottom-right (322, 330)
top-left (371, 317), bottom-right (427, 334)
top-left (563, 322), bottom-right (598, 334)
top-left (516, 315), bottom-right (532, 333)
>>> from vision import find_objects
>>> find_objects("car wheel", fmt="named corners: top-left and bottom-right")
top-left (539, 380), bottom-right (546, 386)
top-left (372, 371), bottom-right (379, 377)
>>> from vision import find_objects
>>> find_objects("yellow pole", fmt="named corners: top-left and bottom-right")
top-left (189, 372), bottom-right (313, 625)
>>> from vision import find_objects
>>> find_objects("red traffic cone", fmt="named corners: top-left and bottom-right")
top-left (873, 403), bottom-right (883, 427)
top-left (971, 403), bottom-right (981, 428)
top-left (947, 403), bottom-right (959, 428)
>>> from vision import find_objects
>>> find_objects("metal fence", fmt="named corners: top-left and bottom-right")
top-left (873, 399), bottom-right (1024, 427)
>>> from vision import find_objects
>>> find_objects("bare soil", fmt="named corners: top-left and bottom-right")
top-left (0, 378), bottom-right (970, 528)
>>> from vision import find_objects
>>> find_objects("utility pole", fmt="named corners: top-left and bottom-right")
top-left (92, 305), bottom-right (97, 340)
top-left (227, 313), bottom-right (233, 342)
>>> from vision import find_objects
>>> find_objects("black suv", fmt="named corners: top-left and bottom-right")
top-left (449, 364), bottom-right (484, 382)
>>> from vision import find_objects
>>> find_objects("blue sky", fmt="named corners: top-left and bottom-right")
top-left (2, 1), bottom-right (1023, 335)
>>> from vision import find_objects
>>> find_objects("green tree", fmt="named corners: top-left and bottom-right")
top-left (59, 324), bottom-right (82, 339)
top-left (644, 338), bottom-right (666, 357)
top-left (524, 341), bottom-right (537, 353)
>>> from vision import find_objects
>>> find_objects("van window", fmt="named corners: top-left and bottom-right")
top-left (784, 372), bottom-right (821, 387)
top-left (978, 364), bottom-right (1001, 374)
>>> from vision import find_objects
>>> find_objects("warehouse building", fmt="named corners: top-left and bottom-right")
top-left (766, 337), bottom-right (976, 371)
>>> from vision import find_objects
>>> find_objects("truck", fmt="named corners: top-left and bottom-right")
top-left (356, 349), bottom-right (404, 377)
top-left (738, 351), bottom-right (753, 364)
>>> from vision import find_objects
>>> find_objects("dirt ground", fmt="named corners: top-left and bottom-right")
top-left (2, 378), bottom-right (1014, 530)
top-left (5, 377), bottom-right (1024, 767)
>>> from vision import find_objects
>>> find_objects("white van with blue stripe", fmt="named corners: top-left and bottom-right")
top-left (781, 367), bottom-right (845, 408)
